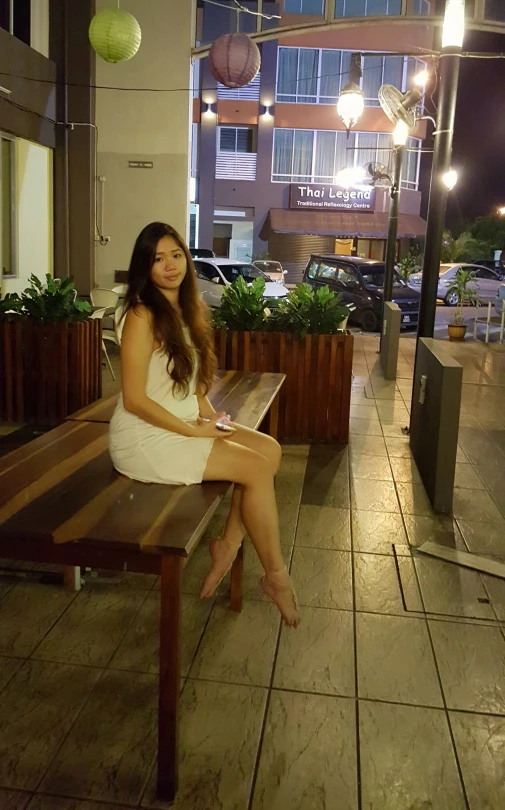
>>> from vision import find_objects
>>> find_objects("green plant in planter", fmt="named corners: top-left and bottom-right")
top-left (445, 267), bottom-right (478, 326)
top-left (397, 251), bottom-right (421, 281)
top-left (212, 276), bottom-right (272, 332)
top-left (0, 275), bottom-right (91, 322)
top-left (269, 284), bottom-right (350, 338)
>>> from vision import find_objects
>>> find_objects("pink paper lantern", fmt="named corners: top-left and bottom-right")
top-left (208, 33), bottom-right (261, 89)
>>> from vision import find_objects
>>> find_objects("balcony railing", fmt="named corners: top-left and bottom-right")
top-left (216, 152), bottom-right (258, 181)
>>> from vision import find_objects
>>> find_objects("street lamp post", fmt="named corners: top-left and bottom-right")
top-left (416, 0), bottom-right (466, 338)
top-left (384, 121), bottom-right (409, 303)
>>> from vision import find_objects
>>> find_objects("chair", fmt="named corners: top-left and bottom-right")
top-left (91, 307), bottom-right (116, 381)
top-left (90, 288), bottom-right (119, 311)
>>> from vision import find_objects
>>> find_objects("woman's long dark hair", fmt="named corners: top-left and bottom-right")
top-left (124, 222), bottom-right (216, 396)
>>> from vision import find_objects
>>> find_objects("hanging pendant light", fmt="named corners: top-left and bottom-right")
top-left (89, 7), bottom-right (141, 64)
top-left (208, 32), bottom-right (261, 89)
top-left (337, 54), bottom-right (364, 134)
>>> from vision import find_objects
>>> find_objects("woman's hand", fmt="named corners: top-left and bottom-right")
top-left (194, 413), bottom-right (236, 439)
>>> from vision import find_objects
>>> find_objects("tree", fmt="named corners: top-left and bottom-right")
top-left (470, 214), bottom-right (505, 252)
top-left (440, 230), bottom-right (490, 263)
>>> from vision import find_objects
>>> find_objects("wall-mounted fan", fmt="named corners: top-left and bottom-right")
top-left (378, 85), bottom-right (422, 129)
top-left (366, 162), bottom-right (391, 187)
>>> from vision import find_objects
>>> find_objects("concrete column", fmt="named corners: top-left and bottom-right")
top-left (198, 61), bottom-right (217, 251)
top-left (95, 0), bottom-right (196, 288)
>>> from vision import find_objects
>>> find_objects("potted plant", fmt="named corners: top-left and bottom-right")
top-left (0, 275), bottom-right (101, 425)
top-left (445, 267), bottom-right (478, 341)
top-left (213, 278), bottom-right (354, 444)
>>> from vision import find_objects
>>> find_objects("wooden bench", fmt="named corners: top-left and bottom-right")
top-left (0, 369), bottom-right (285, 802)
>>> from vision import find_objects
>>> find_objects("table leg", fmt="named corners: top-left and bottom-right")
top-left (230, 541), bottom-right (244, 613)
top-left (63, 565), bottom-right (81, 591)
top-left (157, 555), bottom-right (182, 802)
top-left (266, 394), bottom-right (279, 440)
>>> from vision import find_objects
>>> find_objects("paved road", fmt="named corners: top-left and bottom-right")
top-left (352, 304), bottom-right (503, 343)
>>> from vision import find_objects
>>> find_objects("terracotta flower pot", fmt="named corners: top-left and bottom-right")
top-left (448, 323), bottom-right (467, 341)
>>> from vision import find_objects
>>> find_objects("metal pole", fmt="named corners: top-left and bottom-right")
top-left (416, 47), bottom-right (463, 337)
top-left (383, 145), bottom-right (404, 303)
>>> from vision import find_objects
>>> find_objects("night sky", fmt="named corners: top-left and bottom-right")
top-left (421, 30), bottom-right (505, 231)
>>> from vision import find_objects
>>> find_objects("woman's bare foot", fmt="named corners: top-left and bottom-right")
top-left (200, 536), bottom-right (242, 599)
top-left (261, 567), bottom-right (300, 628)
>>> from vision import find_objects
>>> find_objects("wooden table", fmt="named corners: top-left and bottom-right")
top-left (0, 370), bottom-right (285, 801)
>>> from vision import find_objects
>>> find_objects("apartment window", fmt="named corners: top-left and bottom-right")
top-left (0, 0), bottom-right (31, 45)
top-left (217, 72), bottom-right (261, 100)
top-left (485, 0), bottom-right (505, 21)
top-left (219, 127), bottom-right (255, 153)
top-left (217, 127), bottom-right (257, 181)
top-left (284, 0), bottom-right (325, 13)
top-left (277, 47), bottom-right (426, 106)
top-left (272, 127), bottom-right (421, 190)
top-left (1, 136), bottom-right (16, 279)
top-left (335, 0), bottom-right (430, 14)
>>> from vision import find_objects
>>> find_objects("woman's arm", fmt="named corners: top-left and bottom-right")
top-left (196, 387), bottom-right (216, 420)
top-left (120, 307), bottom-right (198, 437)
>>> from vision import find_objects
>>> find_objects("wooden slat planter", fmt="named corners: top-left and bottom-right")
top-left (214, 329), bottom-right (354, 444)
top-left (0, 319), bottom-right (102, 425)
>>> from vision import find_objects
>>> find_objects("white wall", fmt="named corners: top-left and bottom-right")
top-left (95, 0), bottom-right (196, 288)
top-left (3, 138), bottom-right (53, 295)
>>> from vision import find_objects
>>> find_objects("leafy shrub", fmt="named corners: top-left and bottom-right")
top-left (0, 275), bottom-right (91, 322)
top-left (212, 276), bottom-right (271, 332)
top-left (446, 267), bottom-right (478, 325)
top-left (213, 277), bottom-right (350, 336)
top-left (397, 251), bottom-right (421, 281)
top-left (269, 284), bottom-right (349, 337)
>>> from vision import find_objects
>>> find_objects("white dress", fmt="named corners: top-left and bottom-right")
top-left (109, 347), bottom-right (215, 486)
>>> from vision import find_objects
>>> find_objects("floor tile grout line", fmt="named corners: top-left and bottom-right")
top-left (246, 451), bottom-right (307, 810)
top-left (25, 789), bottom-right (139, 810)
top-left (348, 437), bottom-right (363, 810)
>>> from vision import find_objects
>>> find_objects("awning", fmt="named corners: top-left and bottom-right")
top-left (260, 209), bottom-right (426, 240)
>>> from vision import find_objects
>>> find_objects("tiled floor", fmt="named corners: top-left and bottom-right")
top-left (1, 337), bottom-right (505, 809)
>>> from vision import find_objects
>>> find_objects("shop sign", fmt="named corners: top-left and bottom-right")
top-left (289, 183), bottom-right (375, 212)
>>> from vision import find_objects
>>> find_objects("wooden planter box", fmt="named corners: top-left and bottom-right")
top-left (214, 329), bottom-right (354, 444)
top-left (0, 319), bottom-right (102, 425)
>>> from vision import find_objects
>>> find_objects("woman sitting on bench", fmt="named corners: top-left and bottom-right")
top-left (109, 222), bottom-right (300, 628)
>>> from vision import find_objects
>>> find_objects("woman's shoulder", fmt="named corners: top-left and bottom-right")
top-left (125, 303), bottom-right (154, 326)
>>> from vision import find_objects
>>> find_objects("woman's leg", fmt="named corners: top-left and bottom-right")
top-left (200, 439), bottom-right (299, 627)
top-left (218, 426), bottom-right (282, 547)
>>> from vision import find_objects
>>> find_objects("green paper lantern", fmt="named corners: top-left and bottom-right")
top-left (89, 8), bottom-right (141, 64)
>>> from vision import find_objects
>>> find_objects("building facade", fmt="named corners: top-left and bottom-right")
top-left (195, 2), bottom-right (438, 280)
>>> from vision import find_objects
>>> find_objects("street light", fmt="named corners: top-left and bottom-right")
top-left (334, 166), bottom-right (366, 189)
top-left (442, 169), bottom-right (458, 190)
top-left (414, 70), bottom-right (429, 88)
top-left (416, 0), bottom-right (466, 339)
top-left (498, 207), bottom-right (505, 216)
top-left (337, 54), bottom-right (364, 134)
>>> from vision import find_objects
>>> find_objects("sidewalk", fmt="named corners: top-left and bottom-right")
top-left (0, 336), bottom-right (504, 810)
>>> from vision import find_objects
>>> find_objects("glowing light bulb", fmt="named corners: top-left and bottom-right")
top-left (443, 169), bottom-right (458, 190)
top-left (337, 83), bottom-right (364, 131)
top-left (414, 70), bottom-right (429, 87)
top-left (335, 167), bottom-right (366, 189)
top-left (393, 120), bottom-right (409, 146)
top-left (442, 0), bottom-right (465, 49)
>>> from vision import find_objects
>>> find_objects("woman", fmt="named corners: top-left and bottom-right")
top-left (109, 222), bottom-right (299, 628)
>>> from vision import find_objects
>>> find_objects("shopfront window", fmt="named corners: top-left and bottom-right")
top-left (335, 0), bottom-right (430, 14)
top-left (277, 47), bottom-right (426, 106)
top-left (272, 128), bottom-right (422, 190)
top-left (485, 0), bottom-right (505, 21)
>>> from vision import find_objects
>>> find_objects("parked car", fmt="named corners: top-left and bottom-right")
top-left (303, 254), bottom-right (420, 332)
top-left (190, 248), bottom-right (216, 259)
top-left (253, 260), bottom-right (287, 283)
top-left (193, 258), bottom-right (289, 309)
top-left (409, 263), bottom-right (504, 306)
top-left (495, 284), bottom-right (505, 316)
top-left (470, 259), bottom-right (505, 279)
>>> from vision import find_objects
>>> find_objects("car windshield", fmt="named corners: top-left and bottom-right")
top-left (217, 263), bottom-right (267, 283)
top-left (256, 261), bottom-right (282, 272)
top-left (439, 265), bottom-right (455, 275)
top-left (360, 265), bottom-right (405, 289)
